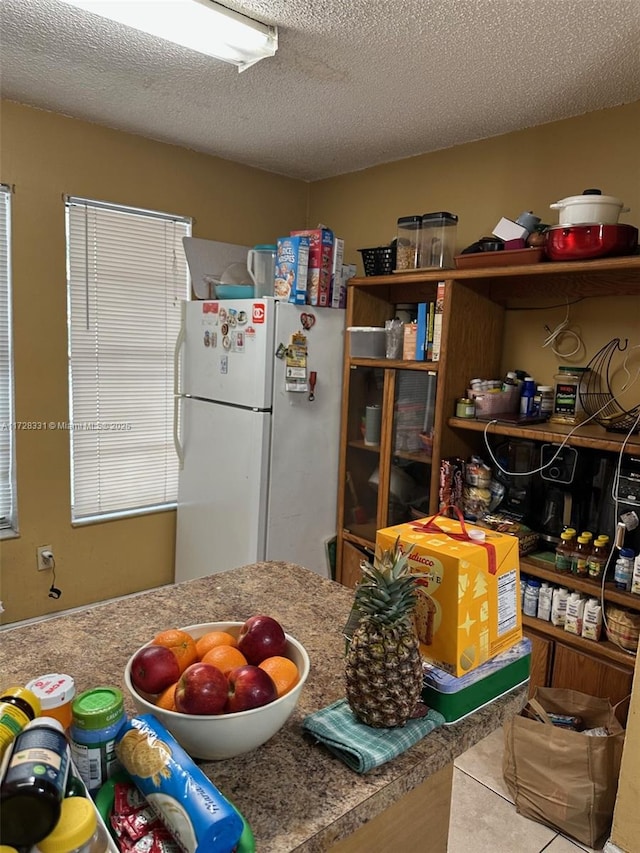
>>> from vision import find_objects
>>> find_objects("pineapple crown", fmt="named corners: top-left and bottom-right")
top-left (354, 537), bottom-right (417, 626)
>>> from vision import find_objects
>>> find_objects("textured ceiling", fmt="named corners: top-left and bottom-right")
top-left (2, 0), bottom-right (640, 181)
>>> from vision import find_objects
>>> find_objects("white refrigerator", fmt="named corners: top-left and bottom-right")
top-left (174, 297), bottom-right (345, 582)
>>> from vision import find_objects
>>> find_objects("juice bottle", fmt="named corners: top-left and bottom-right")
top-left (587, 537), bottom-right (608, 580)
top-left (571, 534), bottom-right (592, 577)
top-left (554, 531), bottom-right (574, 574)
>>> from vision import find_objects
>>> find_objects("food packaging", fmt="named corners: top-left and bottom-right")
top-left (290, 228), bottom-right (334, 307)
top-left (377, 512), bottom-right (522, 676)
top-left (115, 715), bottom-right (244, 853)
top-left (549, 189), bottom-right (629, 226)
top-left (421, 637), bottom-right (531, 725)
top-left (275, 236), bottom-right (309, 304)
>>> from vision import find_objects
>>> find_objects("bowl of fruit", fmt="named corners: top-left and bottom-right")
top-left (123, 615), bottom-right (310, 760)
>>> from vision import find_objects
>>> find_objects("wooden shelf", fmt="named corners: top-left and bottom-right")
top-left (521, 553), bottom-right (640, 610)
top-left (351, 357), bottom-right (440, 372)
top-left (349, 255), bottom-right (640, 306)
top-left (522, 614), bottom-right (636, 668)
top-left (448, 416), bottom-right (640, 456)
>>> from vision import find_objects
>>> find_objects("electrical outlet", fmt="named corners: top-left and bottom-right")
top-left (37, 545), bottom-right (54, 571)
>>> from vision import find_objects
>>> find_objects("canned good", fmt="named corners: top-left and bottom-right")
top-left (456, 397), bottom-right (475, 418)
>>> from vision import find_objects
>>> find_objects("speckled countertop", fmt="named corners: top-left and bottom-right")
top-left (0, 563), bottom-right (526, 851)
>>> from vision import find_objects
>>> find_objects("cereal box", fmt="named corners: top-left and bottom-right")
top-left (290, 228), bottom-right (333, 306)
top-left (276, 236), bottom-right (310, 305)
top-left (376, 514), bottom-right (522, 676)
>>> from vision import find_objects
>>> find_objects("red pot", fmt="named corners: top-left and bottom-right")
top-left (544, 223), bottom-right (638, 261)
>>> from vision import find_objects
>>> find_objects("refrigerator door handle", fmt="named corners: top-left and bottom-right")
top-left (174, 302), bottom-right (186, 398)
top-left (174, 304), bottom-right (186, 468)
top-left (174, 394), bottom-right (185, 469)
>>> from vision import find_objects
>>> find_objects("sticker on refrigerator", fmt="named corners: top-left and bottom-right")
top-left (234, 331), bottom-right (245, 352)
top-left (285, 332), bottom-right (308, 392)
top-left (220, 355), bottom-right (228, 374)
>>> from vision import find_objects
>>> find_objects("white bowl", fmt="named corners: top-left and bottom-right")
top-left (123, 621), bottom-right (310, 760)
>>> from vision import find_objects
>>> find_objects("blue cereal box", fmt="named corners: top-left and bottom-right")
top-left (276, 236), bottom-right (310, 305)
top-left (291, 228), bottom-right (334, 306)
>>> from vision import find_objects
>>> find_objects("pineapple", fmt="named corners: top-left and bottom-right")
top-left (345, 538), bottom-right (424, 728)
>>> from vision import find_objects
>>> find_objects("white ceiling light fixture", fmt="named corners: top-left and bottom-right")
top-left (55, 0), bottom-right (278, 71)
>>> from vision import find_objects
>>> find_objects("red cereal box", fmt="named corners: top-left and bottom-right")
top-left (290, 228), bottom-right (334, 306)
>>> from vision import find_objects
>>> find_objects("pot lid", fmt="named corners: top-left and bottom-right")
top-left (552, 191), bottom-right (624, 207)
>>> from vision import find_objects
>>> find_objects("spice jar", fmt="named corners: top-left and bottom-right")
top-left (550, 366), bottom-right (589, 424)
top-left (456, 397), bottom-right (475, 418)
top-left (395, 216), bottom-right (422, 271)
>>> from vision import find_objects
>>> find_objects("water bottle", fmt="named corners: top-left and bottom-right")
top-left (614, 548), bottom-right (635, 591)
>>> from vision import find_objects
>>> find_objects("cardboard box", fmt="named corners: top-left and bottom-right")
top-left (276, 236), bottom-right (309, 305)
top-left (330, 237), bottom-right (345, 308)
top-left (376, 515), bottom-right (522, 676)
top-left (291, 228), bottom-right (333, 306)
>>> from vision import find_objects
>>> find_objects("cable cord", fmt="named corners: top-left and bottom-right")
top-left (542, 299), bottom-right (583, 358)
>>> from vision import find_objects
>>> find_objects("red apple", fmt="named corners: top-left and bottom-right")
top-left (237, 615), bottom-right (287, 665)
top-left (130, 644), bottom-right (180, 695)
top-left (226, 665), bottom-right (277, 713)
top-left (175, 662), bottom-right (228, 715)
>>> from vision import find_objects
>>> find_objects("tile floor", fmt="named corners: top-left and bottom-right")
top-left (447, 726), bottom-right (603, 853)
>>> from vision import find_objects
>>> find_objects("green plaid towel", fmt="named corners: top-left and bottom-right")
top-left (302, 699), bottom-right (446, 773)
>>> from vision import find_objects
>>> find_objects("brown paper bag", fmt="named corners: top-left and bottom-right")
top-left (503, 686), bottom-right (626, 847)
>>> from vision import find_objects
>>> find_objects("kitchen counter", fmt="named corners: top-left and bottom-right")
top-left (0, 562), bottom-right (526, 851)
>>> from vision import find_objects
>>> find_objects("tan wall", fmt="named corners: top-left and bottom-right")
top-left (1, 99), bottom-right (639, 624)
top-left (0, 101), bottom-right (308, 624)
top-left (309, 101), bottom-right (640, 389)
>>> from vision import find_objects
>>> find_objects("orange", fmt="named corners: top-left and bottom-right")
top-left (153, 628), bottom-right (198, 674)
top-left (258, 656), bottom-right (299, 698)
top-left (195, 630), bottom-right (238, 660)
top-left (156, 681), bottom-right (179, 712)
top-left (201, 644), bottom-right (247, 675)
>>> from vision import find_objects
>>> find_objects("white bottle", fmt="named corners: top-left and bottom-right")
top-left (537, 583), bottom-right (553, 621)
top-left (631, 554), bottom-right (640, 595)
top-left (523, 579), bottom-right (541, 617)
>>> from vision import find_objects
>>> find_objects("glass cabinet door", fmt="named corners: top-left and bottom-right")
top-left (343, 364), bottom-right (384, 543)
top-left (386, 369), bottom-right (436, 527)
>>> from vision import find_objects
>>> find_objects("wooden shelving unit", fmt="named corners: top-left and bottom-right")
top-left (336, 254), bottom-right (640, 700)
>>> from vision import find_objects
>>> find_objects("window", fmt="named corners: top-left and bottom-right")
top-left (0, 185), bottom-right (17, 535)
top-left (65, 197), bottom-right (191, 522)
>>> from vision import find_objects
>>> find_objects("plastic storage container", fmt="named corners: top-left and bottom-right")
top-left (347, 326), bottom-right (387, 358)
top-left (550, 366), bottom-right (590, 424)
top-left (420, 212), bottom-right (458, 269)
top-left (395, 215), bottom-right (422, 271)
top-left (246, 244), bottom-right (276, 298)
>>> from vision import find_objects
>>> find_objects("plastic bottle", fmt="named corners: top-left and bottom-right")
top-left (69, 687), bottom-right (126, 794)
top-left (571, 534), bottom-right (592, 577)
top-left (533, 385), bottom-right (554, 417)
top-left (34, 796), bottom-right (110, 853)
top-left (501, 371), bottom-right (518, 391)
top-left (587, 537), bottom-right (608, 580)
top-left (614, 548), bottom-right (635, 592)
top-left (26, 674), bottom-right (76, 731)
top-left (519, 376), bottom-right (536, 416)
top-left (537, 583), bottom-right (553, 621)
top-left (554, 531), bottom-right (574, 574)
top-left (523, 578), bottom-right (541, 617)
top-left (0, 717), bottom-right (70, 848)
top-left (0, 685), bottom-right (41, 761)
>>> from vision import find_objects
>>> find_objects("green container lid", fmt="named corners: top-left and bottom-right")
top-left (71, 686), bottom-right (124, 730)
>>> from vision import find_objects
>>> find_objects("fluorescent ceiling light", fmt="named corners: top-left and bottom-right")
top-left (56, 0), bottom-right (278, 71)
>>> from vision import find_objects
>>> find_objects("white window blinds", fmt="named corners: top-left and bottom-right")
top-left (66, 197), bottom-right (191, 522)
top-left (0, 185), bottom-right (17, 534)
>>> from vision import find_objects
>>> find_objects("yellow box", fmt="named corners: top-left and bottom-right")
top-left (376, 515), bottom-right (522, 676)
